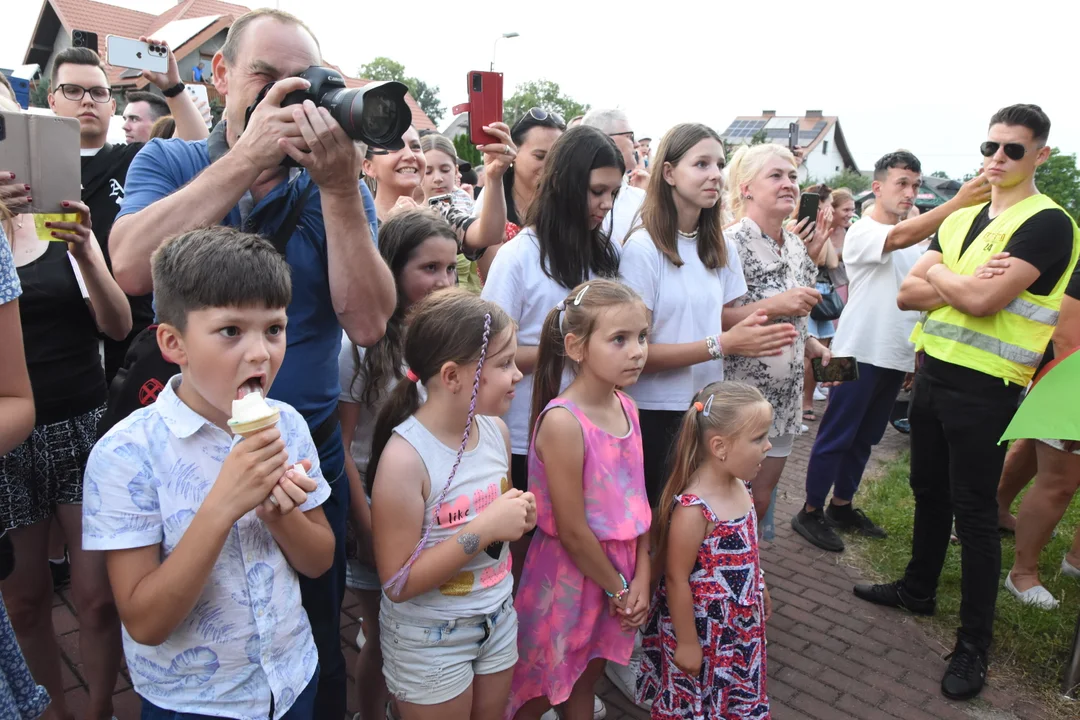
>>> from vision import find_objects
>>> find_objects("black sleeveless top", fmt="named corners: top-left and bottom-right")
top-left (17, 242), bottom-right (107, 425)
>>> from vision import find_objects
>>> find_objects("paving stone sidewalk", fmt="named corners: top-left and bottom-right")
top-left (52, 399), bottom-right (1052, 719)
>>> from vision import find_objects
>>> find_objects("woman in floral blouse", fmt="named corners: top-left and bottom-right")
top-left (722, 144), bottom-right (835, 525)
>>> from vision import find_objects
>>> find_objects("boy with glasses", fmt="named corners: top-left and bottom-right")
top-left (857, 104), bottom-right (1079, 701)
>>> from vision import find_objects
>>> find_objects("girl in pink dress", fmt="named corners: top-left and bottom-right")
top-left (638, 382), bottom-right (775, 719)
top-left (508, 280), bottom-right (653, 720)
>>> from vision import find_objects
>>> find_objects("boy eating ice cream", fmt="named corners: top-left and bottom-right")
top-left (83, 227), bottom-right (335, 719)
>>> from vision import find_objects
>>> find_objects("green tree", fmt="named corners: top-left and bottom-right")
top-left (930, 170), bottom-right (951, 179)
top-left (503, 80), bottom-right (588, 128)
top-left (30, 78), bottom-right (50, 109)
top-left (1035, 148), bottom-right (1080, 221)
top-left (358, 57), bottom-right (444, 124)
top-left (821, 168), bottom-right (872, 194)
top-left (452, 133), bottom-right (482, 166)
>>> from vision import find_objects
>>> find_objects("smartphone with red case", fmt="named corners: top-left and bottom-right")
top-left (466, 71), bottom-right (502, 146)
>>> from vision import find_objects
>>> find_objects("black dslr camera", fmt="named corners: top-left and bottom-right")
top-left (246, 66), bottom-right (413, 164)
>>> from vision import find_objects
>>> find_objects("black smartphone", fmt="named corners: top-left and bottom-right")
top-left (812, 356), bottom-right (859, 383)
top-left (798, 193), bottom-right (820, 226)
top-left (788, 121), bottom-right (799, 153)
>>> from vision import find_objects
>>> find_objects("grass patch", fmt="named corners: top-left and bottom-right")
top-left (848, 451), bottom-right (1080, 698)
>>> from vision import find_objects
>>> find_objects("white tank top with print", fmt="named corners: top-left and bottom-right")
top-left (392, 413), bottom-right (512, 619)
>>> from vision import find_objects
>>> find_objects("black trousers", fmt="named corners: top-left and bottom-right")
top-left (901, 365), bottom-right (1021, 652)
top-left (639, 409), bottom-right (685, 508)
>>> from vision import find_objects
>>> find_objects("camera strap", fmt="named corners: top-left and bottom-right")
top-left (268, 180), bottom-right (313, 256)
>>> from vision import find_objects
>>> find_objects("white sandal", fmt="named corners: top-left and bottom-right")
top-left (1005, 574), bottom-right (1059, 610)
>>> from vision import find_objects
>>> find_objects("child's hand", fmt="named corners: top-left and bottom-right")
top-left (674, 641), bottom-right (703, 676)
top-left (763, 583), bottom-right (773, 622)
top-left (523, 492), bottom-right (537, 533)
top-left (620, 573), bottom-right (650, 630)
top-left (476, 488), bottom-right (533, 542)
top-left (212, 427), bottom-right (289, 522)
top-left (258, 462), bottom-right (316, 521)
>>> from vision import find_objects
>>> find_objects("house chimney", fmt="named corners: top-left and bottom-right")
top-left (762, 110), bottom-right (776, 117)
top-left (806, 110), bottom-right (823, 118)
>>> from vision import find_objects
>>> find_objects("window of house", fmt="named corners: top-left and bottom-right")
top-left (822, 140), bottom-right (829, 155)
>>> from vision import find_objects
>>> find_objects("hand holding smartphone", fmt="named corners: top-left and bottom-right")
top-left (798, 193), bottom-right (820, 227)
top-left (106, 35), bottom-right (168, 74)
top-left (812, 356), bottom-right (858, 383)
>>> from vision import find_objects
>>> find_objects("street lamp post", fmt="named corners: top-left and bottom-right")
top-left (491, 32), bottom-right (520, 71)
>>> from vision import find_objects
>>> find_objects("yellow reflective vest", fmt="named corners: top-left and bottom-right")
top-left (911, 194), bottom-right (1080, 386)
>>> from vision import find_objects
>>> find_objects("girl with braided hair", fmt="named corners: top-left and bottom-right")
top-left (368, 288), bottom-right (536, 720)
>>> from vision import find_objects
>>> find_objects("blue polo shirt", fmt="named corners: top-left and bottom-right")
top-left (118, 136), bottom-right (378, 475)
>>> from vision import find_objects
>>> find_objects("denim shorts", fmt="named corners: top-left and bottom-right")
top-left (380, 595), bottom-right (518, 705)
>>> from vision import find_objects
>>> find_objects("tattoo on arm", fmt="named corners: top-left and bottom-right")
top-left (457, 533), bottom-right (480, 555)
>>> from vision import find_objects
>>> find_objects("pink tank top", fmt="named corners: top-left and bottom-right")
top-left (527, 391), bottom-right (651, 541)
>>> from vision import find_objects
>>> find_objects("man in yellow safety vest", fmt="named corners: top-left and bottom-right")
top-left (853, 103), bottom-right (1080, 701)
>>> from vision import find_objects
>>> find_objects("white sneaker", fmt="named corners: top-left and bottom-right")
top-left (1005, 573), bottom-right (1059, 609)
top-left (537, 696), bottom-right (604, 720)
top-left (604, 648), bottom-right (652, 710)
top-left (1063, 556), bottom-right (1080, 579)
top-left (813, 387), bottom-right (828, 401)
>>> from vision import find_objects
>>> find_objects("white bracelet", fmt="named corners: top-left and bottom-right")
top-left (705, 334), bottom-right (723, 361)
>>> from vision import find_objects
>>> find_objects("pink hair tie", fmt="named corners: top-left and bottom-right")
top-left (405, 368), bottom-right (420, 383)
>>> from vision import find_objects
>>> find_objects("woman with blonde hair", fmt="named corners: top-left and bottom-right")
top-left (722, 143), bottom-right (834, 526)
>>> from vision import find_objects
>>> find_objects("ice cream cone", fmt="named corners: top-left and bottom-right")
top-left (228, 409), bottom-right (281, 437)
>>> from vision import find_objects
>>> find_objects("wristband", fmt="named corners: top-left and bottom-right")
top-left (605, 572), bottom-right (629, 601)
top-left (705, 334), bottom-right (723, 361)
top-left (161, 82), bottom-right (186, 98)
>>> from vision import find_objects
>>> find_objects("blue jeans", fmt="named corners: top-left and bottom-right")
top-left (804, 362), bottom-right (905, 509)
top-left (140, 665), bottom-right (319, 719)
top-left (300, 426), bottom-right (349, 719)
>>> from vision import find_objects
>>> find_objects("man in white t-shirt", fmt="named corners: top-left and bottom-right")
top-left (582, 108), bottom-right (647, 245)
top-left (792, 152), bottom-right (992, 552)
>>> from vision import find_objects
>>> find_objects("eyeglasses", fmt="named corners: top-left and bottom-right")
top-left (980, 141), bottom-right (1033, 161)
top-left (609, 131), bottom-right (635, 144)
top-left (514, 107), bottom-right (566, 130)
top-left (56, 84), bottom-right (112, 103)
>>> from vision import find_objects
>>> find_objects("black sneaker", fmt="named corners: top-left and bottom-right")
top-left (852, 580), bottom-right (936, 616)
top-left (941, 639), bottom-right (987, 700)
top-left (827, 503), bottom-right (887, 539)
top-left (791, 508), bottom-right (845, 552)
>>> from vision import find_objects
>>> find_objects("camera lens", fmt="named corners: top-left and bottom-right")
top-left (360, 95), bottom-right (395, 139)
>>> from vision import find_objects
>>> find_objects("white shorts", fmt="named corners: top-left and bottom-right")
top-left (767, 433), bottom-right (794, 459)
top-left (1040, 439), bottom-right (1080, 456)
top-left (380, 595), bottom-right (518, 705)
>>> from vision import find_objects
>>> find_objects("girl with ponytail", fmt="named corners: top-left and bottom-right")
top-left (509, 279), bottom-right (653, 720)
top-left (638, 381), bottom-right (775, 719)
top-left (368, 288), bottom-right (536, 719)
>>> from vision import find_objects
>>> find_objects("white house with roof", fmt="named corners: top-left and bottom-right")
top-left (720, 110), bottom-right (859, 184)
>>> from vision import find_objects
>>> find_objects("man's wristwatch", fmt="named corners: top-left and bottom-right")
top-left (161, 82), bottom-right (186, 98)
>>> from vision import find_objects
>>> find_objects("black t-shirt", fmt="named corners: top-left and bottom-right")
top-left (17, 242), bottom-right (107, 424)
top-left (82, 143), bottom-right (155, 380)
top-left (928, 205), bottom-right (1073, 296)
top-left (1034, 263), bottom-right (1080, 373)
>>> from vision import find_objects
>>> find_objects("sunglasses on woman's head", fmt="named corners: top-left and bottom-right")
top-left (980, 141), bottom-right (1032, 161)
top-left (514, 107), bottom-right (566, 131)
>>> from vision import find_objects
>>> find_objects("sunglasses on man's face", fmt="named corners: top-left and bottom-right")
top-left (980, 141), bottom-right (1033, 161)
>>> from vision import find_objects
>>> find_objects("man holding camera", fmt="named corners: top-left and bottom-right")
top-left (48, 44), bottom-right (209, 383)
top-left (108, 9), bottom-right (395, 716)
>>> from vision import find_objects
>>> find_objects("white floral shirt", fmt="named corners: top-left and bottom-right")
top-left (83, 376), bottom-right (328, 720)
top-left (724, 217), bottom-right (817, 437)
